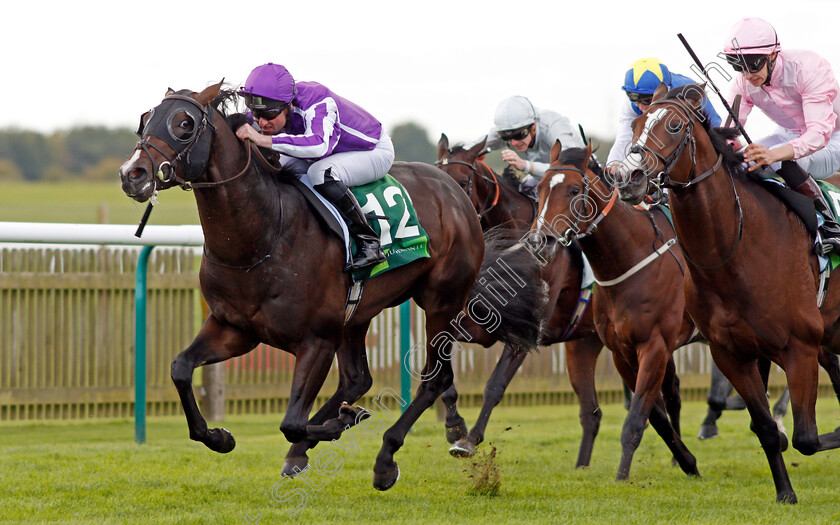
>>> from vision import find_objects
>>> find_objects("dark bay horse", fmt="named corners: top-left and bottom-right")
top-left (118, 82), bottom-right (484, 491)
top-left (434, 134), bottom-right (611, 468)
top-left (618, 82), bottom-right (840, 502)
top-left (530, 141), bottom-right (699, 480)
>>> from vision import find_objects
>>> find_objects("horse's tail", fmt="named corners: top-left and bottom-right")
top-left (466, 228), bottom-right (548, 351)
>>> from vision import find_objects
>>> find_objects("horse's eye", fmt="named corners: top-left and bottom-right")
top-left (569, 185), bottom-right (581, 196)
top-left (458, 180), bottom-right (467, 188)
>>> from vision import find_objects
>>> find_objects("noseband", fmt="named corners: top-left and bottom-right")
top-left (543, 165), bottom-right (617, 246)
top-left (629, 100), bottom-right (723, 192)
top-left (436, 158), bottom-right (500, 218)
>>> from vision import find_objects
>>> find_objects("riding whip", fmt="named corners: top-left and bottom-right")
top-left (677, 33), bottom-right (752, 145)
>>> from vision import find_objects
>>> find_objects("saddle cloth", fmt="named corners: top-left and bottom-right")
top-left (290, 173), bottom-right (430, 281)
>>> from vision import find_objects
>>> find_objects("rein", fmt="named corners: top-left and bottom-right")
top-left (634, 100), bottom-right (744, 270)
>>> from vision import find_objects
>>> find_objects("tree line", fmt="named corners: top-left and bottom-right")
top-left (0, 123), bottom-right (612, 182)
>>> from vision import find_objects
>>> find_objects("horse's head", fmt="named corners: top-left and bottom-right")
top-left (120, 81), bottom-right (223, 202)
top-left (436, 133), bottom-right (490, 213)
top-left (529, 141), bottom-right (607, 260)
top-left (616, 82), bottom-right (707, 205)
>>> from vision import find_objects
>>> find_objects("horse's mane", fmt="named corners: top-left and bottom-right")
top-left (663, 85), bottom-right (755, 182)
top-left (212, 87), bottom-right (298, 180)
top-left (557, 147), bottom-right (612, 189)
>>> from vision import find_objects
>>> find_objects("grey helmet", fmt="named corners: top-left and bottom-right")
top-left (494, 96), bottom-right (537, 131)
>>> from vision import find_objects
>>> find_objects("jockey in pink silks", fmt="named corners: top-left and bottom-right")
top-left (723, 16), bottom-right (840, 254)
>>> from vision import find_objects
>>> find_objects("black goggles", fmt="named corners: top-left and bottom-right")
top-left (626, 92), bottom-right (653, 105)
top-left (499, 126), bottom-right (532, 141)
top-left (251, 106), bottom-right (286, 121)
top-left (725, 54), bottom-right (768, 74)
top-left (241, 93), bottom-right (289, 120)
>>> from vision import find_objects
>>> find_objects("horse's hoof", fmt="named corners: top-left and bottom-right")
top-left (282, 456), bottom-right (310, 478)
top-left (339, 402), bottom-right (371, 422)
top-left (697, 424), bottom-right (719, 440)
top-left (206, 427), bottom-right (236, 453)
top-left (449, 439), bottom-right (477, 458)
top-left (372, 464), bottom-right (400, 491)
top-left (445, 421), bottom-right (468, 444)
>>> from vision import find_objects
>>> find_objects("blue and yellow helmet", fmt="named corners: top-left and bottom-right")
top-left (622, 58), bottom-right (672, 95)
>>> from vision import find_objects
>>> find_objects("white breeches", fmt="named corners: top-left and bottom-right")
top-left (281, 132), bottom-right (395, 186)
top-left (756, 129), bottom-right (840, 179)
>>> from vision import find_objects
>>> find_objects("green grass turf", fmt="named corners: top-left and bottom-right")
top-left (2, 400), bottom-right (840, 524)
top-left (0, 182), bottom-right (199, 225)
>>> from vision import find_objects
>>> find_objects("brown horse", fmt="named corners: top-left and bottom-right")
top-left (435, 134), bottom-right (616, 469)
top-left (618, 82), bottom-right (840, 502)
top-left (529, 140), bottom-right (699, 480)
top-left (118, 82), bottom-right (484, 491)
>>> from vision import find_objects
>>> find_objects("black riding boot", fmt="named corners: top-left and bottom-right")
top-left (315, 177), bottom-right (386, 270)
top-left (778, 160), bottom-right (840, 255)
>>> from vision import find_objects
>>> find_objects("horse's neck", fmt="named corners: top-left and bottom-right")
top-left (668, 139), bottom-right (747, 274)
top-left (194, 150), bottom-right (283, 264)
top-left (579, 182), bottom-right (648, 273)
top-left (486, 181), bottom-right (534, 228)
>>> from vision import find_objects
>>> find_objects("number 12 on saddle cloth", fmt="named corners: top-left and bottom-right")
top-left (350, 174), bottom-right (430, 281)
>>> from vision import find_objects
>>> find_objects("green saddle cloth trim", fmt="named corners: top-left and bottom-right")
top-left (350, 174), bottom-right (430, 281)
top-left (651, 203), bottom-right (673, 227)
top-left (817, 180), bottom-right (840, 270)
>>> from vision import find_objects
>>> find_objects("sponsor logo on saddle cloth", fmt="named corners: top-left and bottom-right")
top-left (350, 174), bottom-right (430, 281)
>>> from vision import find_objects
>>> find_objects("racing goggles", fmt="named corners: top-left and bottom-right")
top-left (626, 92), bottom-right (653, 105)
top-left (499, 126), bottom-right (532, 142)
top-left (725, 54), bottom-right (768, 74)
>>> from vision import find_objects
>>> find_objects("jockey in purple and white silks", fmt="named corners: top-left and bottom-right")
top-left (722, 17), bottom-right (840, 254)
top-left (236, 63), bottom-right (393, 269)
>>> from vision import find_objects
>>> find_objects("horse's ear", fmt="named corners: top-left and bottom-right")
top-left (195, 79), bottom-right (224, 106)
top-left (468, 136), bottom-right (488, 158)
top-left (682, 83), bottom-right (707, 109)
top-left (165, 87), bottom-right (175, 96)
top-left (550, 139), bottom-right (563, 164)
top-left (437, 133), bottom-right (449, 160)
top-left (585, 141), bottom-right (593, 162)
top-left (652, 82), bottom-right (668, 104)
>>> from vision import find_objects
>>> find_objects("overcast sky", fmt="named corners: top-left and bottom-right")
top-left (3, 0), bottom-right (838, 145)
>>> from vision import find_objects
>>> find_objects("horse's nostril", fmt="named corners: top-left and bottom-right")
top-left (130, 167), bottom-right (148, 180)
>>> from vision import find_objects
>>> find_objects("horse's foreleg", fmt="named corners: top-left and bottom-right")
top-left (780, 343), bottom-right (820, 456)
top-left (439, 385), bottom-right (468, 444)
top-left (279, 339), bottom-right (338, 445)
top-left (449, 343), bottom-right (527, 458)
top-left (564, 335), bottom-right (604, 469)
top-left (661, 355), bottom-right (682, 437)
top-left (171, 316), bottom-right (256, 453)
top-left (283, 325), bottom-right (374, 477)
top-left (616, 345), bottom-right (698, 480)
top-left (712, 346), bottom-right (796, 503)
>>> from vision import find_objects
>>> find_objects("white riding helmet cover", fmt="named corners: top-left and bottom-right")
top-left (494, 96), bottom-right (537, 131)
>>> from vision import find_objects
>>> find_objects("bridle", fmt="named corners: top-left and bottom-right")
top-left (135, 93), bottom-right (254, 191)
top-left (436, 158), bottom-right (500, 218)
top-left (542, 165), bottom-right (618, 246)
top-left (629, 99), bottom-right (743, 270)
